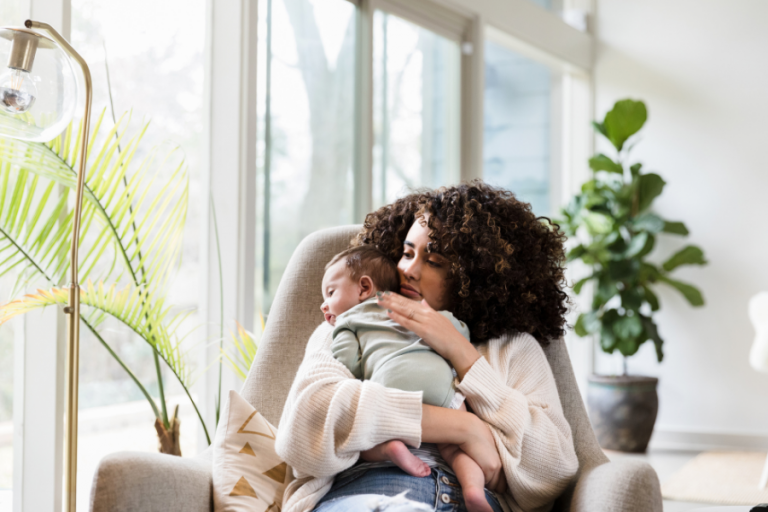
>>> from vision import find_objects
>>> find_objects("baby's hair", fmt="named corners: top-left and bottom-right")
top-left (326, 245), bottom-right (400, 293)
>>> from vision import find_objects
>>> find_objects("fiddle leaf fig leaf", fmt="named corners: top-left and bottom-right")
top-left (600, 329), bottom-right (617, 352)
top-left (663, 221), bottom-right (689, 236)
top-left (662, 245), bottom-right (707, 272)
top-left (575, 311), bottom-right (601, 336)
top-left (573, 275), bottom-right (592, 294)
top-left (639, 262), bottom-right (662, 284)
top-left (599, 309), bottom-right (620, 352)
top-left (603, 99), bottom-right (648, 151)
top-left (633, 213), bottom-right (665, 233)
top-left (617, 337), bottom-right (641, 357)
top-left (614, 314), bottom-right (643, 339)
top-left (643, 285), bottom-right (660, 311)
top-left (637, 173), bottom-right (666, 212)
top-left (636, 233), bottom-right (656, 259)
top-left (584, 212), bottom-right (613, 234)
top-left (589, 154), bottom-right (623, 174)
top-left (621, 289), bottom-right (644, 312)
top-left (660, 277), bottom-right (705, 306)
top-left (592, 120), bottom-right (608, 138)
top-left (624, 232), bottom-right (649, 258)
top-left (567, 245), bottom-right (587, 262)
top-left (641, 315), bottom-right (665, 362)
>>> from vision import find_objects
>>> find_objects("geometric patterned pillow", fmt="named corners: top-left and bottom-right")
top-left (213, 390), bottom-right (292, 512)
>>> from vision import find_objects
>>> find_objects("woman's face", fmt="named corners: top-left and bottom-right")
top-left (397, 216), bottom-right (451, 311)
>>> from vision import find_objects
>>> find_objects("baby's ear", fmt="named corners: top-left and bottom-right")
top-left (359, 275), bottom-right (375, 300)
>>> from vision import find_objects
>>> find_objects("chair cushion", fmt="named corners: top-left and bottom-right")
top-left (213, 390), bottom-right (292, 511)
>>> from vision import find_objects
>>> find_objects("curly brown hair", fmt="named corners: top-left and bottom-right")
top-left (352, 180), bottom-right (569, 345)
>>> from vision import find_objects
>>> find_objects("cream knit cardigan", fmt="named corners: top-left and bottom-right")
top-left (275, 322), bottom-right (579, 512)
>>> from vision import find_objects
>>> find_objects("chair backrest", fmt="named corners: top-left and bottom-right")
top-left (241, 225), bottom-right (607, 510)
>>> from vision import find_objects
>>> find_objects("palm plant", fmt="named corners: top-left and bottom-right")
top-left (0, 110), bottom-right (211, 451)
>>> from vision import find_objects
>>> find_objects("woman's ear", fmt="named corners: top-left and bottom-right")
top-left (358, 276), bottom-right (375, 300)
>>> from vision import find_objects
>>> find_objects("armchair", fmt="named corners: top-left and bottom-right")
top-left (90, 225), bottom-right (663, 512)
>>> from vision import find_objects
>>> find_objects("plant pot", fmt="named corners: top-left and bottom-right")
top-left (587, 375), bottom-right (658, 453)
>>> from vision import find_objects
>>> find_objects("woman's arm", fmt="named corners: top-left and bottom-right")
top-left (274, 323), bottom-right (424, 478)
top-left (455, 334), bottom-right (579, 511)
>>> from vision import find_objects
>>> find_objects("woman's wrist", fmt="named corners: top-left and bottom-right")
top-left (421, 403), bottom-right (478, 445)
top-left (447, 336), bottom-right (482, 381)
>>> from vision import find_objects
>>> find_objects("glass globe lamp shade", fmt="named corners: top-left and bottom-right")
top-left (0, 27), bottom-right (77, 142)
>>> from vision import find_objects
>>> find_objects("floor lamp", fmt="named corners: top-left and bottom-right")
top-left (0, 21), bottom-right (92, 512)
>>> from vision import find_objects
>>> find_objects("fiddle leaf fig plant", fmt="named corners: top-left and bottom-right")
top-left (560, 99), bottom-right (707, 367)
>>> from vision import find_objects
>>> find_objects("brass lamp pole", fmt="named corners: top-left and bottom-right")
top-left (0, 20), bottom-right (91, 512)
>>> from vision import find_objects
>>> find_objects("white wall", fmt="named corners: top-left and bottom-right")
top-left (593, 0), bottom-right (768, 449)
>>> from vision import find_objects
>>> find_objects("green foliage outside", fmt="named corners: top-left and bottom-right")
top-left (559, 99), bottom-right (707, 365)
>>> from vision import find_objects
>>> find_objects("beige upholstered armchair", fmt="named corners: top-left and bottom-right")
top-left (90, 225), bottom-right (663, 512)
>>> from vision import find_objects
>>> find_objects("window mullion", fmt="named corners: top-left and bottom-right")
top-left (460, 15), bottom-right (484, 182)
top-left (354, 0), bottom-right (374, 223)
top-left (199, 0), bottom-right (258, 450)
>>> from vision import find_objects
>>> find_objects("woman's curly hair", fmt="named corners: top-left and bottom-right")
top-left (352, 180), bottom-right (569, 345)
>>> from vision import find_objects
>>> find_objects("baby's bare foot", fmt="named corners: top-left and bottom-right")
top-left (463, 485), bottom-right (493, 512)
top-left (383, 440), bottom-right (431, 478)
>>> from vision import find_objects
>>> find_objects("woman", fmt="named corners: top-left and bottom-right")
top-left (275, 181), bottom-right (579, 512)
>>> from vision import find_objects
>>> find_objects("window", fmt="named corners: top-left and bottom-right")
top-left (483, 39), bottom-right (558, 216)
top-left (70, 0), bottom-right (206, 505)
top-left (255, 0), bottom-right (357, 312)
top-left (372, 11), bottom-right (460, 208)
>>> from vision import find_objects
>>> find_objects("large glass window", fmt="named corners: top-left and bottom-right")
top-left (372, 11), bottom-right (460, 209)
top-left (1, 5), bottom-right (24, 511)
top-left (71, 0), bottom-right (205, 505)
top-left (255, 0), bottom-right (356, 313)
top-left (483, 39), bottom-right (556, 216)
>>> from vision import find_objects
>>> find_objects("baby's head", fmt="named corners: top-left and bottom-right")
top-left (321, 245), bottom-right (400, 326)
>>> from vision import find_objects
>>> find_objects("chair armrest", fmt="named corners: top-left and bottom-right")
top-left (90, 449), bottom-right (212, 512)
top-left (571, 458), bottom-right (662, 512)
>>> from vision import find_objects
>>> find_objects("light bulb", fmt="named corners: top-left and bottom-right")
top-left (0, 68), bottom-right (37, 114)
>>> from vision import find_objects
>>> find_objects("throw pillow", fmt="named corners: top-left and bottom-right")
top-left (213, 390), bottom-right (292, 512)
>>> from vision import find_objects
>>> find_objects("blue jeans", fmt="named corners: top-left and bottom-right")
top-left (313, 466), bottom-right (505, 512)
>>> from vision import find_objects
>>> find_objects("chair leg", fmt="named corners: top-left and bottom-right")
top-left (759, 453), bottom-right (768, 489)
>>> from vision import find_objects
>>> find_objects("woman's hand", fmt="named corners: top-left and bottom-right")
top-left (454, 414), bottom-right (507, 493)
top-left (376, 292), bottom-right (481, 380)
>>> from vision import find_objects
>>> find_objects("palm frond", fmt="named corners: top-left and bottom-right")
top-left (0, 163), bottom-right (73, 296)
top-left (0, 110), bottom-right (188, 299)
top-left (0, 279), bottom-right (192, 386)
top-left (222, 318), bottom-right (263, 381)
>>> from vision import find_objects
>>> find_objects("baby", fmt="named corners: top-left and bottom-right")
top-left (320, 245), bottom-right (494, 512)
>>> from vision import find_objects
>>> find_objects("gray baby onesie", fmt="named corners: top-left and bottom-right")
top-left (330, 297), bottom-right (470, 408)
